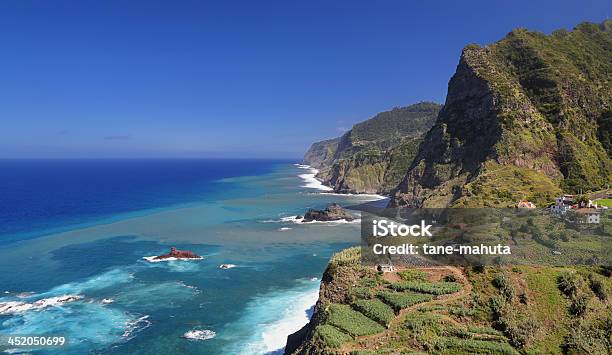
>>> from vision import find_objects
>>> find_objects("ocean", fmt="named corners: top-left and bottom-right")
top-left (0, 159), bottom-right (385, 354)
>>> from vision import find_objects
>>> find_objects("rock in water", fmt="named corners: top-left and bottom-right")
top-left (153, 247), bottom-right (202, 260)
top-left (302, 203), bottom-right (354, 222)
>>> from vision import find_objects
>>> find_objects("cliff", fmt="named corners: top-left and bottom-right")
top-left (391, 21), bottom-right (612, 208)
top-left (303, 102), bottom-right (441, 194)
top-left (303, 138), bottom-right (340, 169)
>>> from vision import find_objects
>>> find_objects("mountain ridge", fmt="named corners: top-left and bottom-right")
top-left (391, 20), bottom-right (611, 208)
top-left (303, 102), bottom-right (442, 194)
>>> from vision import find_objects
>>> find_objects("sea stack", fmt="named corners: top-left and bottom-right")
top-left (302, 203), bottom-right (354, 222)
top-left (153, 247), bottom-right (202, 260)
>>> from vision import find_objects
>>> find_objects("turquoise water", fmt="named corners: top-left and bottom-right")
top-left (0, 163), bottom-right (385, 354)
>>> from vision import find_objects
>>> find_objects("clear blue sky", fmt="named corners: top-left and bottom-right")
top-left (1, 0), bottom-right (610, 158)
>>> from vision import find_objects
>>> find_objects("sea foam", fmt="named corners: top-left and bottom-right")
top-left (183, 329), bottom-right (216, 341)
top-left (220, 279), bottom-right (320, 354)
top-left (297, 165), bottom-right (333, 191)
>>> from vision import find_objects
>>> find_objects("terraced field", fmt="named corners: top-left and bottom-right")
top-left (307, 262), bottom-right (520, 354)
top-left (290, 248), bottom-right (612, 354)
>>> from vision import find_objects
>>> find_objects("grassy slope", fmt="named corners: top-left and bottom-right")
top-left (296, 249), bottom-right (611, 355)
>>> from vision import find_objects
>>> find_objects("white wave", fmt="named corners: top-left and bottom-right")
top-left (183, 329), bottom-right (216, 340)
top-left (219, 264), bottom-right (237, 269)
top-left (277, 215), bottom-right (360, 225)
top-left (0, 295), bottom-right (83, 315)
top-left (37, 268), bottom-right (135, 297)
top-left (278, 227), bottom-right (292, 231)
top-left (318, 192), bottom-right (388, 200)
top-left (297, 165), bottom-right (333, 191)
top-left (1, 299), bottom-right (136, 352)
top-left (294, 164), bottom-right (310, 169)
top-left (142, 256), bottom-right (204, 263)
top-left (123, 315), bottom-right (152, 339)
top-left (221, 279), bottom-right (320, 354)
top-left (101, 298), bottom-right (114, 304)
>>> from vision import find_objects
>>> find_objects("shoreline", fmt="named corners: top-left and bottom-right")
top-left (294, 163), bottom-right (388, 201)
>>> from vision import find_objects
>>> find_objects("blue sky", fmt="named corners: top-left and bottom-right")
top-left (1, 0), bottom-right (610, 158)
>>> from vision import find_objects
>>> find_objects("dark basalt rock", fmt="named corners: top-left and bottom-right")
top-left (153, 247), bottom-right (201, 260)
top-left (302, 203), bottom-right (353, 222)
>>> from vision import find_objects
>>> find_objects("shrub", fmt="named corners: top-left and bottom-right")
top-left (376, 291), bottom-right (432, 312)
top-left (349, 286), bottom-right (373, 301)
top-left (326, 304), bottom-right (385, 337)
top-left (496, 313), bottom-right (539, 348)
top-left (330, 247), bottom-right (361, 267)
top-left (569, 293), bottom-right (590, 317)
top-left (563, 308), bottom-right (612, 354)
top-left (473, 264), bottom-right (485, 273)
top-left (588, 274), bottom-right (610, 301)
top-left (447, 306), bottom-right (476, 317)
top-left (430, 337), bottom-right (517, 354)
top-left (444, 274), bottom-right (458, 282)
top-left (490, 295), bottom-right (505, 312)
top-left (391, 281), bottom-right (462, 295)
top-left (493, 273), bottom-right (515, 300)
top-left (557, 272), bottom-right (583, 297)
top-left (314, 325), bottom-right (352, 348)
top-left (404, 312), bottom-right (444, 334)
top-left (397, 269), bottom-right (428, 281)
top-left (351, 299), bottom-right (395, 327)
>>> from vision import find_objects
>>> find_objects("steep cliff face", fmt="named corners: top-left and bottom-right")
top-left (285, 248), bottom-right (370, 354)
top-left (303, 102), bottom-right (441, 194)
top-left (392, 21), bottom-right (612, 208)
top-left (303, 137), bottom-right (340, 169)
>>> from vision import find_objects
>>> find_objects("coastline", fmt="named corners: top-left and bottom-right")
top-left (294, 163), bottom-right (388, 201)
top-left (275, 165), bottom-right (387, 353)
top-left (0, 162), bottom-right (380, 355)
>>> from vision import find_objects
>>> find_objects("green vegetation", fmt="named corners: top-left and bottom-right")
top-left (429, 337), bottom-right (518, 354)
top-left (390, 281), bottom-right (462, 295)
top-left (349, 286), bottom-right (373, 301)
top-left (329, 247), bottom-right (361, 268)
top-left (351, 299), bottom-right (395, 327)
top-left (313, 324), bottom-right (352, 349)
top-left (468, 326), bottom-right (504, 337)
top-left (404, 312), bottom-right (445, 333)
top-left (376, 291), bottom-right (432, 312)
top-left (326, 304), bottom-right (385, 337)
top-left (595, 198), bottom-right (612, 207)
top-left (397, 269), bottom-right (428, 281)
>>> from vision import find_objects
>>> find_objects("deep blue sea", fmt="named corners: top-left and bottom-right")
top-left (0, 159), bottom-right (385, 354)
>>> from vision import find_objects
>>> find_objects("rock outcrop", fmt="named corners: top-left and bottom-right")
top-left (302, 138), bottom-right (340, 169)
top-left (303, 203), bottom-right (354, 222)
top-left (153, 247), bottom-right (201, 260)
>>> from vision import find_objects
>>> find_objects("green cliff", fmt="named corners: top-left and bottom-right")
top-left (391, 21), bottom-right (612, 208)
top-left (303, 102), bottom-right (441, 194)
